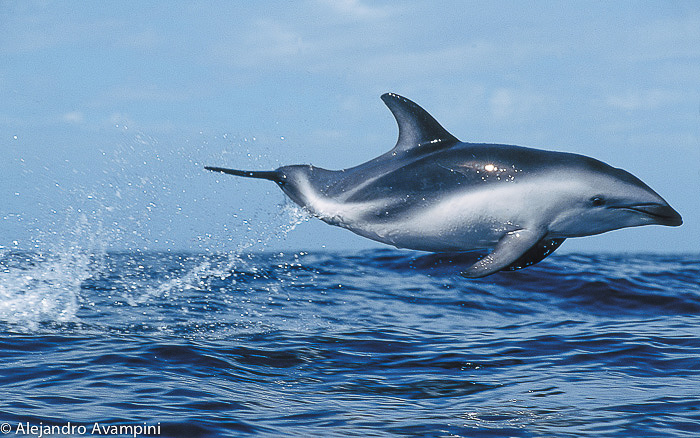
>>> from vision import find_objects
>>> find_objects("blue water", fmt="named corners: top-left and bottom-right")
top-left (1, 249), bottom-right (699, 437)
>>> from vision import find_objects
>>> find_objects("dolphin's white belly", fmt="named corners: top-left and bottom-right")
top-left (306, 183), bottom-right (541, 252)
top-left (367, 188), bottom-right (527, 251)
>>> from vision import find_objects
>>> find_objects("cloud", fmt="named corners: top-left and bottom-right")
top-left (605, 89), bottom-right (684, 111)
top-left (487, 87), bottom-right (552, 122)
top-left (207, 1), bottom-right (561, 91)
top-left (213, 18), bottom-right (310, 69)
top-left (316, 0), bottom-right (392, 20)
top-left (61, 111), bottom-right (85, 124)
top-left (98, 85), bottom-right (193, 104)
top-left (208, 2), bottom-right (403, 74)
top-left (0, 6), bottom-right (121, 55)
top-left (626, 12), bottom-right (700, 62)
top-left (114, 29), bottom-right (162, 50)
top-left (489, 89), bottom-right (516, 120)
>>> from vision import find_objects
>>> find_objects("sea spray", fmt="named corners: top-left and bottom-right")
top-left (133, 200), bottom-right (310, 305)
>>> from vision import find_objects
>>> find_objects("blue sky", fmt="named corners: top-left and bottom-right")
top-left (1, 1), bottom-right (699, 254)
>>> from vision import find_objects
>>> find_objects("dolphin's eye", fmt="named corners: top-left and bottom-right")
top-left (591, 196), bottom-right (605, 207)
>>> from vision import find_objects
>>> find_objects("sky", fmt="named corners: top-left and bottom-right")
top-left (1, 0), bottom-right (699, 254)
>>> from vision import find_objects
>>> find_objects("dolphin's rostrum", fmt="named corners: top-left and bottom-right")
top-left (206, 93), bottom-right (682, 278)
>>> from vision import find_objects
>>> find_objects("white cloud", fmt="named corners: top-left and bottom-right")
top-left (99, 85), bottom-right (192, 104)
top-left (488, 88), bottom-right (551, 121)
top-left (62, 111), bottom-right (84, 124)
top-left (207, 2), bottom-right (561, 90)
top-left (626, 12), bottom-right (700, 62)
top-left (605, 89), bottom-right (684, 111)
top-left (108, 112), bottom-right (133, 127)
top-left (489, 89), bottom-right (515, 120)
top-left (316, 0), bottom-right (392, 20)
top-left (0, 7), bottom-right (121, 55)
top-left (214, 18), bottom-right (310, 69)
top-left (208, 2), bottom-right (403, 74)
top-left (115, 29), bottom-right (162, 50)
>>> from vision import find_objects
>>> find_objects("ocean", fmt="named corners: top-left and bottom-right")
top-left (1, 249), bottom-right (699, 437)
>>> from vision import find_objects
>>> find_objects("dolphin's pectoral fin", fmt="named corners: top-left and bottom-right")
top-left (460, 229), bottom-right (545, 279)
top-left (502, 238), bottom-right (565, 272)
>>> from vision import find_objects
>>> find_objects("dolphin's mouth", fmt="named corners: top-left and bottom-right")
top-left (614, 203), bottom-right (683, 226)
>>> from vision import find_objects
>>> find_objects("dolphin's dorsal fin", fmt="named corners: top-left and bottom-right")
top-left (381, 93), bottom-right (459, 153)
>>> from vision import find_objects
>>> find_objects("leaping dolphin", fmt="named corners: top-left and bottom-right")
top-left (206, 93), bottom-right (682, 278)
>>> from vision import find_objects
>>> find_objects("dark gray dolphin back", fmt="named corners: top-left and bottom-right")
top-left (315, 94), bottom-right (463, 197)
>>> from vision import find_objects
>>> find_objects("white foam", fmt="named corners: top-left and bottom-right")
top-left (0, 251), bottom-right (96, 330)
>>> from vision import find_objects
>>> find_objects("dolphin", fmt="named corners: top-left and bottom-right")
top-left (206, 93), bottom-right (682, 278)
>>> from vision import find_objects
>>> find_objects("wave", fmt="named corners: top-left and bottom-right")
top-left (1, 250), bottom-right (698, 335)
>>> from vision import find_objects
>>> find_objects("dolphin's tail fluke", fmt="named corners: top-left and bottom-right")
top-left (205, 166), bottom-right (283, 183)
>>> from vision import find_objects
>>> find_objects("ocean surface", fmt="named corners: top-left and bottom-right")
top-left (1, 249), bottom-right (699, 437)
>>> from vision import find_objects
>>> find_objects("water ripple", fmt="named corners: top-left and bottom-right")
top-left (1, 250), bottom-right (699, 437)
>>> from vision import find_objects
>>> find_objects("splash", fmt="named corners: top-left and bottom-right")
top-left (0, 207), bottom-right (111, 330)
top-left (0, 251), bottom-right (92, 330)
top-left (3, 129), bottom-right (309, 327)
top-left (130, 201), bottom-right (310, 304)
